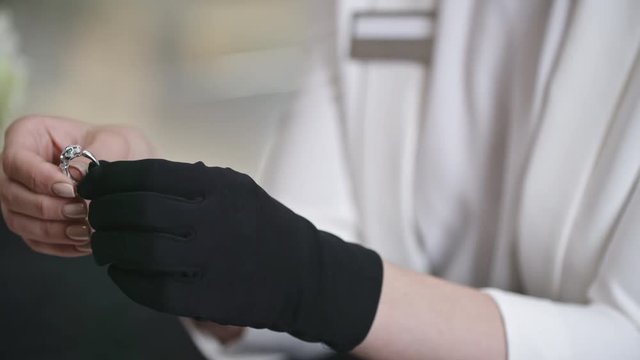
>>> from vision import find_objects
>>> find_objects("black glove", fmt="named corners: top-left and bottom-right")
top-left (78, 159), bottom-right (382, 352)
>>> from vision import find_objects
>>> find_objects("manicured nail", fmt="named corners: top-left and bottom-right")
top-left (66, 224), bottom-right (90, 242)
top-left (75, 243), bottom-right (92, 253)
top-left (52, 183), bottom-right (75, 198)
top-left (63, 203), bottom-right (87, 219)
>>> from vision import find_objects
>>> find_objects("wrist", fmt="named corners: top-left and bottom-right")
top-left (292, 231), bottom-right (383, 352)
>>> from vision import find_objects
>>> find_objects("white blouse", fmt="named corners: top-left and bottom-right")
top-left (189, 1), bottom-right (640, 359)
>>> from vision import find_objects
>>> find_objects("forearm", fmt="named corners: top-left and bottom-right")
top-left (354, 262), bottom-right (507, 360)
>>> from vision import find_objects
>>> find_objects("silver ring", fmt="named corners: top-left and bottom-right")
top-left (59, 145), bottom-right (100, 180)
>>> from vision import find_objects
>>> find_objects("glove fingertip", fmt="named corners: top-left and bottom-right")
top-left (76, 178), bottom-right (93, 199)
top-left (88, 160), bottom-right (105, 171)
top-left (77, 160), bottom-right (107, 199)
top-left (91, 243), bottom-right (111, 267)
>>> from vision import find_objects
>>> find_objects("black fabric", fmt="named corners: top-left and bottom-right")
top-left (0, 210), bottom-right (206, 360)
top-left (78, 159), bottom-right (383, 352)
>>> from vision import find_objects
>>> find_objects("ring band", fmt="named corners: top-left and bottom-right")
top-left (59, 145), bottom-right (100, 180)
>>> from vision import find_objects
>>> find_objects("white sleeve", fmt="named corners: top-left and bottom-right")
top-left (485, 178), bottom-right (640, 360)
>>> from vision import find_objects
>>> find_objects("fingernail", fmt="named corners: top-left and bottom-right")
top-left (66, 224), bottom-right (90, 242)
top-left (69, 164), bottom-right (88, 182)
top-left (72, 162), bottom-right (89, 174)
top-left (63, 203), bottom-right (87, 219)
top-left (53, 183), bottom-right (75, 198)
top-left (75, 243), bottom-right (92, 253)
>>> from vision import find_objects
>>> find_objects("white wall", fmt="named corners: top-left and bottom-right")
top-left (6, 0), bottom-right (308, 175)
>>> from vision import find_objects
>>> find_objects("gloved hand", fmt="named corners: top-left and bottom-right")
top-left (78, 159), bottom-right (383, 352)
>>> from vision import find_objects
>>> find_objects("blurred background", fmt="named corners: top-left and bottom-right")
top-left (2, 0), bottom-right (309, 175)
top-left (0, 1), bottom-right (311, 359)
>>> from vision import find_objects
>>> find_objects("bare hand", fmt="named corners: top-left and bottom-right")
top-left (0, 115), bottom-right (155, 257)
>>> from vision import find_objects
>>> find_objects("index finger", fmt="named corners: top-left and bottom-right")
top-left (2, 151), bottom-right (76, 198)
top-left (78, 159), bottom-right (207, 200)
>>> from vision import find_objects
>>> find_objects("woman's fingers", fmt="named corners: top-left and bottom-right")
top-left (23, 238), bottom-right (92, 257)
top-left (3, 207), bottom-right (91, 245)
top-left (0, 165), bottom-right (90, 258)
top-left (2, 202), bottom-right (92, 257)
top-left (2, 116), bottom-right (89, 198)
top-left (0, 116), bottom-right (156, 258)
top-left (0, 178), bottom-right (87, 221)
top-left (2, 150), bottom-right (75, 198)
